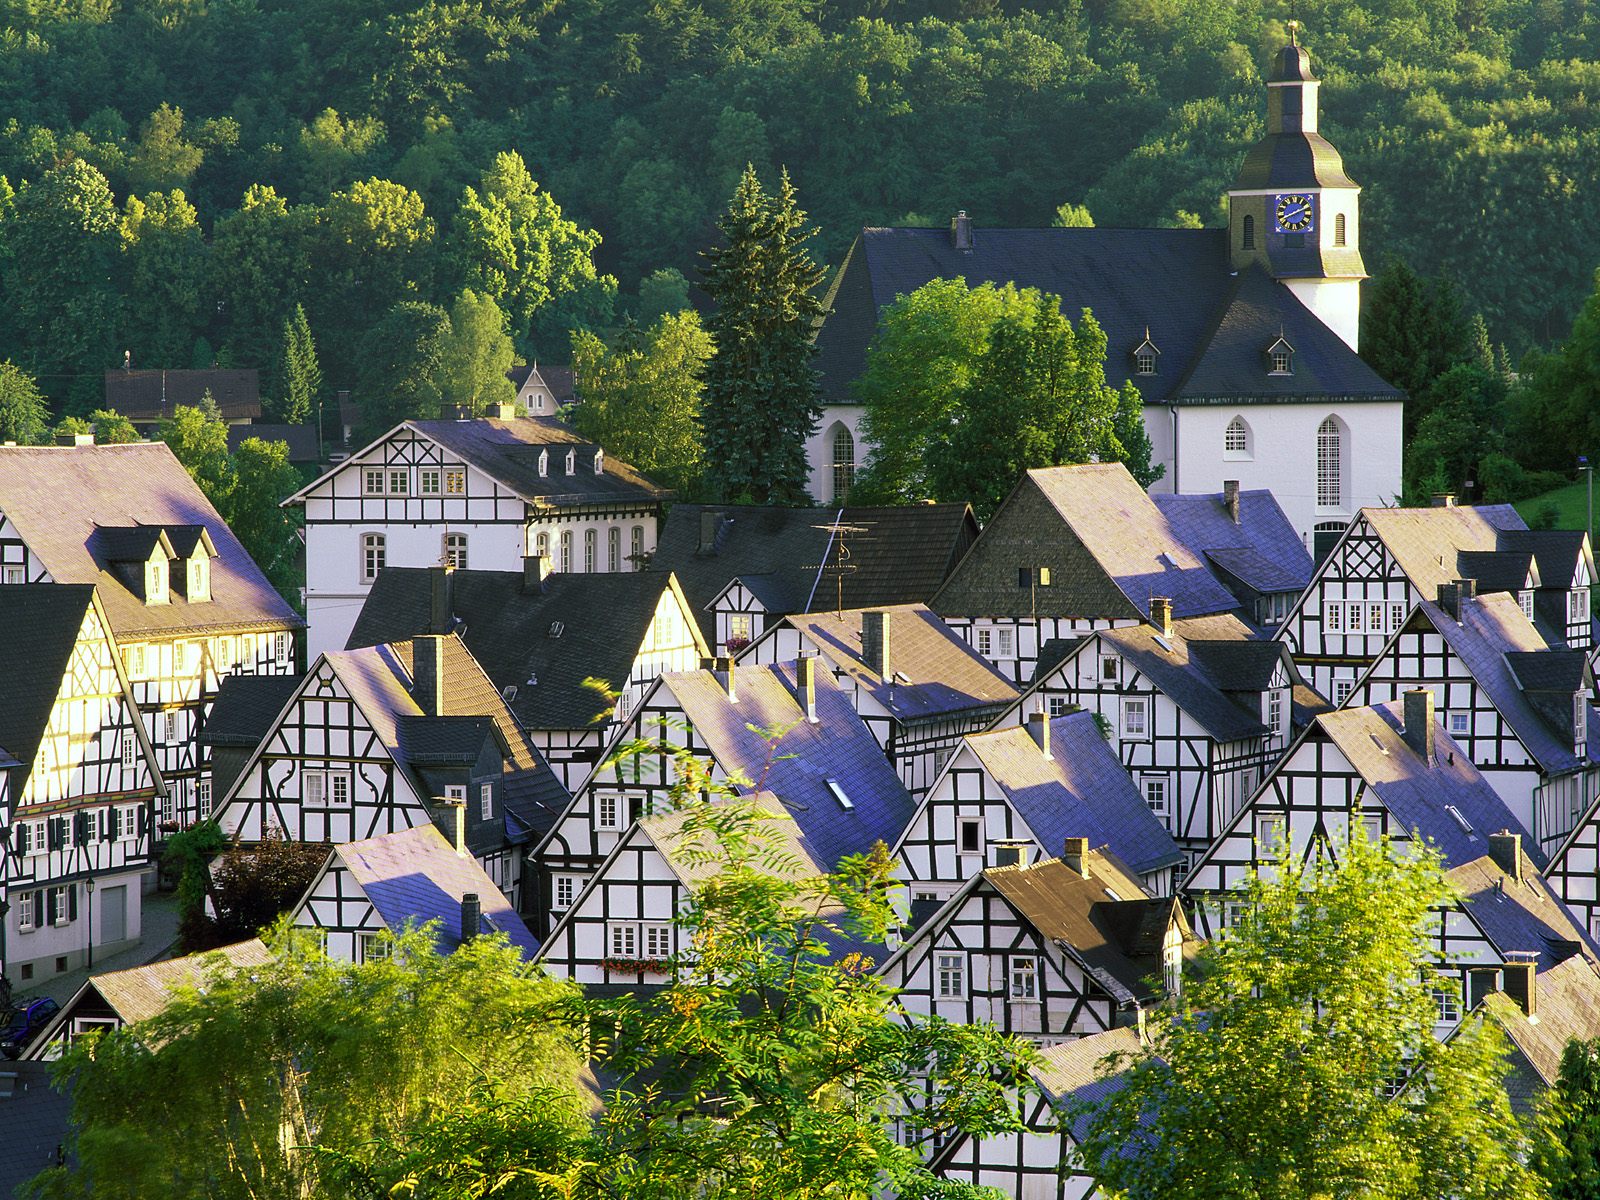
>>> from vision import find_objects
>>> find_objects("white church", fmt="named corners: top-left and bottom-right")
top-left (809, 30), bottom-right (1403, 557)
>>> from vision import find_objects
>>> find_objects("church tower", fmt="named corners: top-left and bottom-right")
top-left (1227, 26), bottom-right (1366, 351)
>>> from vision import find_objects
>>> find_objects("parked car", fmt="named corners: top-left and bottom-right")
top-left (1, 997), bottom-right (60, 1058)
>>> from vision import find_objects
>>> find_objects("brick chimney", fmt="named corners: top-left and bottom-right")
top-left (1430, 493), bottom-right (1457, 508)
top-left (413, 635), bottom-right (446, 716)
top-left (862, 610), bottom-right (890, 680)
top-left (429, 565), bottom-right (454, 635)
top-left (797, 655), bottom-right (818, 723)
top-left (1468, 966), bottom-right (1501, 1010)
top-left (1401, 689), bottom-right (1434, 762)
top-left (1223, 479), bottom-right (1240, 525)
top-left (443, 795), bottom-right (466, 855)
top-left (1150, 596), bottom-right (1173, 639)
top-left (1063, 837), bottom-right (1090, 879)
top-left (993, 841), bottom-right (1030, 868)
top-left (461, 892), bottom-right (481, 944)
top-left (1027, 710), bottom-right (1050, 758)
top-left (951, 210), bottom-right (973, 251)
top-left (720, 655), bottom-right (737, 702)
top-left (1502, 957), bottom-right (1537, 1017)
top-left (1489, 830), bottom-right (1523, 884)
top-left (522, 552), bottom-right (554, 594)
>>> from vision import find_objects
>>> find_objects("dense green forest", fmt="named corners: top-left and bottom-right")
top-left (0, 0), bottom-right (1596, 418)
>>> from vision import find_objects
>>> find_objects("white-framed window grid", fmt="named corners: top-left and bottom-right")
top-left (1141, 774), bottom-right (1169, 817)
top-left (936, 953), bottom-right (965, 998)
top-left (444, 532), bottom-right (468, 569)
top-left (643, 923), bottom-right (672, 958)
top-left (631, 526), bottom-right (644, 571)
top-left (585, 528), bottom-right (596, 573)
top-left (1316, 417), bottom-right (1341, 507)
top-left (444, 467), bottom-right (465, 495)
top-left (16, 889), bottom-right (34, 931)
top-left (1122, 697), bottom-right (1149, 740)
top-left (608, 527), bottom-right (621, 572)
top-left (553, 873), bottom-right (586, 911)
top-left (1009, 956), bottom-right (1038, 1000)
top-left (609, 923), bottom-right (638, 958)
top-left (595, 794), bottom-right (626, 832)
top-left (362, 533), bottom-right (385, 583)
top-left (420, 467), bottom-right (442, 495)
top-left (479, 782), bottom-right (493, 821)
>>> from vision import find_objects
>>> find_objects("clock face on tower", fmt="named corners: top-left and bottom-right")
top-left (1274, 193), bottom-right (1315, 233)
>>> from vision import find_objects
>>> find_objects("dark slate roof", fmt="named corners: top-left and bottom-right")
top-left (0, 443), bottom-right (300, 637)
top-left (88, 525), bottom-right (170, 563)
top-left (229, 422), bottom-right (320, 463)
top-left (1482, 954), bottom-right (1600, 1089)
top-left (1172, 267), bottom-right (1399, 401)
top-left (396, 715), bottom-right (499, 766)
top-left (1506, 529), bottom-right (1587, 591)
top-left (1031, 1025), bottom-right (1145, 1140)
top-left (332, 824), bottom-right (539, 957)
top-left (661, 663), bottom-right (917, 869)
top-left (964, 712), bottom-right (1182, 874)
top-left (985, 853), bottom-right (1188, 1005)
top-left (1153, 488), bottom-right (1314, 601)
top-left (773, 605), bottom-right (1017, 723)
top-left (1417, 595), bottom-right (1597, 775)
top-left (201, 674), bottom-right (303, 748)
top-left (0, 1060), bottom-right (72, 1199)
top-left (653, 503), bottom-right (979, 644)
top-left (0, 585), bottom-right (102, 777)
top-left (1455, 551), bottom-right (1534, 595)
top-left (103, 368), bottom-right (261, 420)
top-left (347, 567), bottom-right (704, 732)
top-left (1450, 850), bottom-right (1597, 974)
top-left (813, 226), bottom-right (1397, 407)
top-left (410, 417), bottom-right (663, 505)
top-left (1317, 701), bottom-right (1541, 870)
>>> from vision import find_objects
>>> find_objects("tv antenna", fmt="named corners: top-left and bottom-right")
top-left (802, 520), bottom-right (873, 617)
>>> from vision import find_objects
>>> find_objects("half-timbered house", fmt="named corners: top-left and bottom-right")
top-left (23, 938), bottom-right (272, 1059)
top-left (1, 586), bottom-right (164, 986)
top-left (891, 711), bottom-right (1183, 909)
top-left (929, 464), bottom-right (1248, 685)
top-left (0, 442), bottom-right (301, 833)
top-left (290, 822), bottom-right (536, 963)
top-left (530, 659), bottom-right (915, 937)
top-left (288, 416), bottom-right (670, 657)
top-left (1277, 501), bottom-right (1595, 703)
top-left (1348, 586), bottom-right (1600, 855)
top-left (201, 674), bottom-right (303, 804)
top-left (736, 605), bottom-right (1018, 796)
top-left (1467, 953), bottom-right (1600, 1113)
top-left (994, 608), bottom-right (1302, 875)
top-left (346, 564), bottom-right (708, 790)
top-left (927, 1023), bottom-right (1141, 1200)
top-left (650, 503), bottom-right (979, 654)
top-left (880, 843), bottom-right (1188, 1044)
top-left (537, 793), bottom-right (883, 986)
top-left (214, 634), bottom-right (569, 906)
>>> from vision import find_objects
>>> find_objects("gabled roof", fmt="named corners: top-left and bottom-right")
top-left (228, 422), bottom-right (320, 464)
top-left (1397, 596), bottom-right (1594, 776)
top-left (984, 853), bottom-right (1188, 1005)
top-left (72, 938), bottom-right (273, 1028)
top-left (1481, 953), bottom-right (1600, 1088)
top-left (103, 368), bottom-right (260, 420)
top-left (769, 605), bottom-right (1017, 723)
top-left (325, 824), bottom-right (537, 957)
top-left (321, 636), bottom-right (569, 841)
top-left (0, 585), bottom-right (112, 779)
top-left (1357, 504), bottom-right (1527, 599)
top-left (1152, 487), bottom-right (1313, 599)
top-left (0, 443), bottom-right (300, 637)
top-left (961, 712), bottom-right (1182, 875)
top-left (653, 503), bottom-right (979, 644)
top-left (287, 417), bottom-right (667, 508)
top-left (658, 662), bottom-right (917, 869)
top-left (1455, 551), bottom-right (1535, 595)
top-left (1449, 849), bottom-right (1596, 974)
top-left (346, 567), bottom-right (707, 732)
top-left (812, 225), bottom-right (1399, 407)
top-left (201, 674), bottom-right (303, 748)
top-left (1032, 1024), bottom-right (1145, 1137)
top-left (640, 794), bottom-right (830, 889)
top-left (1314, 701), bottom-right (1540, 869)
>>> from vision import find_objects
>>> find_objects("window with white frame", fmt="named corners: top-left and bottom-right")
top-left (1163, 939), bottom-right (1182, 996)
top-left (609, 923), bottom-right (638, 958)
top-left (304, 771), bottom-right (329, 806)
top-left (1047, 695), bottom-right (1068, 717)
top-left (727, 613), bottom-right (753, 645)
top-left (197, 780), bottom-right (212, 816)
top-left (387, 468), bottom-right (409, 495)
top-left (363, 467), bottom-right (385, 495)
top-left (560, 531), bottom-right (573, 573)
top-left (631, 526), bottom-right (644, 571)
top-left (188, 557), bottom-right (209, 600)
top-left (595, 794), bottom-right (626, 831)
top-left (479, 782), bottom-right (493, 821)
top-left (1009, 956), bottom-right (1038, 1000)
top-left (444, 468), bottom-right (465, 495)
top-left (1520, 590), bottom-right (1535, 621)
top-left (538, 449), bottom-right (548, 478)
top-left (3, 565), bottom-right (23, 584)
top-left (1448, 711), bottom-right (1470, 737)
top-left (1266, 691), bottom-right (1284, 737)
top-left (16, 890), bottom-right (35, 931)
top-left (360, 932), bottom-right (392, 962)
top-left (832, 426), bottom-right (856, 498)
top-left (1141, 774), bottom-right (1169, 817)
top-left (1100, 654), bottom-right (1120, 682)
top-left (163, 710), bottom-right (177, 742)
top-left (1389, 601), bottom-right (1406, 632)
top-left (362, 533), bottom-right (385, 583)
top-left (420, 467), bottom-right (442, 495)
top-left (444, 533), bottom-right (468, 569)
top-left (160, 791), bottom-right (175, 825)
top-left (1577, 695), bottom-right (1589, 750)
top-left (1570, 588), bottom-right (1590, 623)
top-left (124, 644), bottom-right (146, 678)
top-left (1122, 697), bottom-right (1149, 740)
top-left (564, 449), bottom-right (576, 475)
top-left (49, 885), bottom-right (71, 926)
top-left (975, 628), bottom-right (993, 656)
top-left (1324, 600), bottom-right (1343, 633)
top-left (957, 815), bottom-right (983, 855)
top-left (146, 559), bottom-right (168, 603)
top-left (118, 805), bottom-right (139, 841)
top-left (1333, 678), bottom-right (1354, 707)
top-left (593, 450), bottom-right (605, 476)
top-left (121, 731), bottom-right (136, 770)
top-left (17, 818), bottom-right (45, 857)
top-left (584, 528), bottom-right (597, 573)
top-left (1256, 812), bottom-right (1286, 850)
top-left (331, 774), bottom-right (351, 805)
top-left (643, 923), bottom-right (672, 958)
top-left (936, 953), bottom-right (965, 998)
top-left (995, 627), bottom-right (1015, 658)
top-left (1224, 416), bottom-right (1250, 457)
top-left (552, 873), bottom-right (586, 911)
top-left (1366, 602), bottom-right (1384, 634)
top-left (1317, 417), bottom-right (1343, 508)
top-left (608, 527), bottom-right (621, 572)
top-left (1431, 977), bottom-right (1461, 1023)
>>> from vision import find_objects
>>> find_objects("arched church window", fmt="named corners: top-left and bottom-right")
top-left (1224, 416), bottom-right (1252, 458)
top-left (1317, 417), bottom-right (1344, 509)
top-left (1242, 215), bottom-right (1255, 250)
top-left (1334, 213), bottom-right (1347, 247)
top-left (831, 425), bottom-right (856, 500)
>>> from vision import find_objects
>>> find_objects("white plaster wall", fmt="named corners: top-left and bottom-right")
top-left (1285, 277), bottom-right (1363, 353)
top-left (6, 868), bottom-right (144, 983)
top-left (805, 405), bottom-right (866, 503)
top-left (1173, 400), bottom-right (1403, 548)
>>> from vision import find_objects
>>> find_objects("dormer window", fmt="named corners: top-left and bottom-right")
top-left (593, 450), bottom-right (604, 475)
top-left (1577, 694), bottom-right (1588, 753)
top-left (565, 449), bottom-right (576, 475)
top-left (1266, 335), bottom-right (1294, 376)
top-left (1132, 329), bottom-right (1159, 377)
top-left (187, 556), bottom-right (210, 602)
top-left (145, 557), bottom-right (169, 605)
top-left (538, 449), bottom-right (548, 478)
top-left (1519, 590), bottom-right (1535, 621)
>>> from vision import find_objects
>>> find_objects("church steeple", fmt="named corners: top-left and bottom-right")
top-left (1227, 28), bottom-right (1366, 351)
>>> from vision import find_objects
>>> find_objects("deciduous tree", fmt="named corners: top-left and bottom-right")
top-left (1531, 1036), bottom-right (1600, 1199)
top-left (438, 287), bottom-right (516, 415)
top-left (0, 361), bottom-right (50, 444)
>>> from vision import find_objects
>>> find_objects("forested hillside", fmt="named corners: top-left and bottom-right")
top-left (0, 0), bottom-right (1596, 413)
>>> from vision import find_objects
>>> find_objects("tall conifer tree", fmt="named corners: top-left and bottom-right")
top-left (699, 165), bottom-right (824, 504)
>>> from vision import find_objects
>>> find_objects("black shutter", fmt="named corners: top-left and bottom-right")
top-left (33, 890), bottom-right (43, 923)
top-left (47, 818), bottom-right (61, 851)
top-left (67, 884), bottom-right (78, 922)
top-left (137, 803), bottom-right (148, 837)
top-left (101, 808), bottom-right (115, 841)
top-left (73, 813), bottom-right (87, 846)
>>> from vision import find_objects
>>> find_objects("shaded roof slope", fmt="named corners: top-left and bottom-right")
top-left (202, 674), bottom-right (304, 748)
top-left (0, 585), bottom-right (101, 779)
top-left (0, 443), bottom-right (300, 637)
top-left (1449, 850), bottom-right (1596, 974)
top-left (1482, 954), bottom-right (1600, 1088)
top-left (1152, 486), bottom-right (1314, 598)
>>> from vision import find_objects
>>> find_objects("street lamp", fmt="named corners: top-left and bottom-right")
top-left (85, 875), bottom-right (95, 972)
